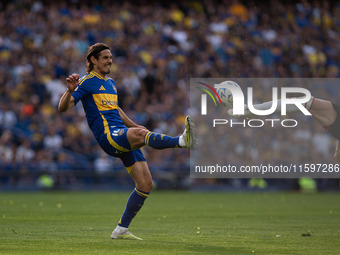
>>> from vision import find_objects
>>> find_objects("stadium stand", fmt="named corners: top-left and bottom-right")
top-left (0, 0), bottom-right (339, 190)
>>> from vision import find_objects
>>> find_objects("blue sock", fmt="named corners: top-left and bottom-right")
top-left (118, 188), bottom-right (149, 228)
top-left (144, 131), bottom-right (179, 149)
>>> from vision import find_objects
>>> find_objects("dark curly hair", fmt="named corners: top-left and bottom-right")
top-left (86, 43), bottom-right (111, 73)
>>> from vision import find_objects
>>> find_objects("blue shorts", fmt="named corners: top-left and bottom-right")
top-left (98, 126), bottom-right (146, 173)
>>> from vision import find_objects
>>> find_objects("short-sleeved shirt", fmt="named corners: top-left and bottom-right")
top-left (72, 71), bottom-right (145, 171)
top-left (72, 71), bottom-right (125, 141)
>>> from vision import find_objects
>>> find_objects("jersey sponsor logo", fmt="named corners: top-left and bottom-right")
top-left (102, 100), bottom-right (117, 106)
top-left (118, 129), bottom-right (125, 136)
top-left (99, 85), bottom-right (106, 91)
top-left (93, 94), bottom-right (118, 111)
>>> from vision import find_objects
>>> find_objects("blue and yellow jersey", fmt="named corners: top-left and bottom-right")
top-left (72, 71), bottom-right (125, 141)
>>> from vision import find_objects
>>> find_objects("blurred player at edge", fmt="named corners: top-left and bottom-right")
top-left (227, 92), bottom-right (340, 159)
top-left (58, 43), bottom-right (197, 240)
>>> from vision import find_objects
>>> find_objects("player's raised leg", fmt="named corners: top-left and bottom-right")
top-left (111, 161), bottom-right (152, 240)
top-left (127, 116), bottom-right (197, 150)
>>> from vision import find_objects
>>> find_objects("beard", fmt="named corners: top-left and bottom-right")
top-left (100, 65), bottom-right (111, 74)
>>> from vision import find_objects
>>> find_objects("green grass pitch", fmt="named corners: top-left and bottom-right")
top-left (1, 191), bottom-right (339, 254)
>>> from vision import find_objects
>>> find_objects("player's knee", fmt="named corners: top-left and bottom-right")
top-left (145, 181), bottom-right (153, 192)
top-left (135, 128), bottom-right (148, 144)
top-left (138, 179), bottom-right (153, 192)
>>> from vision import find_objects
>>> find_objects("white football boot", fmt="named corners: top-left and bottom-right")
top-left (111, 226), bottom-right (143, 240)
top-left (180, 116), bottom-right (197, 150)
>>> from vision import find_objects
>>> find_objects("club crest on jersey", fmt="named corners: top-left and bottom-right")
top-left (112, 129), bottom-right (125, 137)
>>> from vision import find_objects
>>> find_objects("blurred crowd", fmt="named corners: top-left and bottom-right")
top-left (0, 0), bottom-right (340, 189)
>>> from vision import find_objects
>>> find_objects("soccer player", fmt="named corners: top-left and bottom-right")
top-left (227, 94), bottom-right (340, 158)
top-left (58, 43), bottom-right (196, 240)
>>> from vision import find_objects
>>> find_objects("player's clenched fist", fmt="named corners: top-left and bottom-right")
top-left (66, 73), bottom-right (80, 92)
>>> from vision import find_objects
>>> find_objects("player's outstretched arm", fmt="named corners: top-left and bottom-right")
top-left (118, 107), bottom-right (147, 130)
top-left (58, 73), bottom-right (79, 112)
